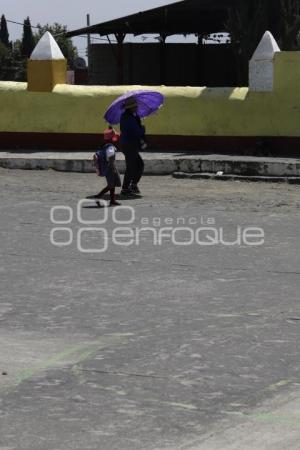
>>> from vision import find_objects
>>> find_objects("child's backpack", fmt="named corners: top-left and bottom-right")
top-left (93, 145), bottom-right (109, 177)
top-left (93, 143), bottom-right (117, 177)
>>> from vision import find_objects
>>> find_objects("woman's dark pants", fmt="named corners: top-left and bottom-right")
top-left (122, 147), bottom-right (144, 190)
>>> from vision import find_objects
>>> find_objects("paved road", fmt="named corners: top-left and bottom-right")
top-left (0, 169), bottom-right (300, 450)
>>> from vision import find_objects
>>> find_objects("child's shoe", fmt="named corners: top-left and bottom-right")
top-left (110, 200), bottom-right (121, 207)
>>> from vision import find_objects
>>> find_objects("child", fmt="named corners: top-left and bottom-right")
top-left (93, 127), bottom-right (121, 206)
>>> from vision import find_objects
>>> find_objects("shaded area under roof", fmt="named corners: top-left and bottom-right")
top-left (66, 0), bottom-right (237, 38)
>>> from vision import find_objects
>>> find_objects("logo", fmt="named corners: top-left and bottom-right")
top-left (50, 200), bottom-right (265, 253)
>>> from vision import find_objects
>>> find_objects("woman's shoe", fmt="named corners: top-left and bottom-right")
top-left (130, 185), bottom-right (141, 195)
top-left (121, 189), bottom-right (137, 197)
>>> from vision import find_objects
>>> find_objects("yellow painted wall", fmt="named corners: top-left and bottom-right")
top-left (274, 52), bottom-right (300, 94)
top-left (27, 60), bottom-right (67, 92)
top-left (0, 51), bottom-right (300, 137)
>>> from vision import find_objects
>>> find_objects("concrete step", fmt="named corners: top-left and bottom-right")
top-left (0, 151), bottom-right (300, 177)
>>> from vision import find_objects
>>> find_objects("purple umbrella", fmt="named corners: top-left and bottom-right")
top-left (104, 90), bottom-right (164, 125)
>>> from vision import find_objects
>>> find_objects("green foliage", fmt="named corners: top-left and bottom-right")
top-left (0, 41), bottom-right (8, 58)
top-left (0, 40), bottom-right (26, 81)
top-left (34, 23), bottom-right (78, 68)
top-left (0, 14), bottom-right (9, 47)
top-left (0, 16), bottom-right (34, 81)
top-left (0, 41), bottom-right (9, 79)
top-left (0, 18), bottom-right (78, 81)
top-left (21, 17), bottom-right (35, 58)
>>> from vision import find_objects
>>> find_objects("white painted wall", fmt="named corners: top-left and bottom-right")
top-left (249, 31), bottom-right (280, 92)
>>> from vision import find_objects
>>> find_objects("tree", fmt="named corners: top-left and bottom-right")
top-left (0, 14), bottom-right (9, 48)
top-left (12, 39), bottom-right (28, 81)
top-left (0, 40), bottom-right (25, 81)
top-left (226, 0), bottom-right (270, 84)
top-left (0, 41), bottom-right (8, 58)
top-left (20, 17), bottom-right (35, 58)
top-left (0, 16), bottom-right (32, 81)
top-left (279, 0), bottom-right (300, 49)
top-left (34, 23), bottom-right (78, 69)
top-left (0, 41), bottom-right (9, 79)
top-left (226, 0), bottom-right (300, 84)
top-left (0, 20), bottom-right (78, 81)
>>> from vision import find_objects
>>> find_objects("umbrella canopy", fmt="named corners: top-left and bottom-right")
top-left (104, 90), bottom-right (164, 125)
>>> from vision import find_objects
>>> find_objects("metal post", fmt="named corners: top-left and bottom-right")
top-left (87, 14), bottom-right (91, 82)
top-left (159, 34), bottom-right (167, 85)
top-left (115, 33), bottom-right (126, 85)
top-left (197, 34), bottom-right (204, 86)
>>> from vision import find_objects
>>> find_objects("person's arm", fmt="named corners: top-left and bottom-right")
top-left (136, 115), bottom-right (146, 137)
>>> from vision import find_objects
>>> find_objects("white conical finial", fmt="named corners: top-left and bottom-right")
top-left (251, 31), bottom-right (280, 61)
top-left (249, 31), bottom-right (280, 91)
top-left (30, 31), bottom-right (65, 60)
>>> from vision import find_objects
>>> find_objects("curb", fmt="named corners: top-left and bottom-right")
top-left (0, 157), bottom-right (96, 173)
top-left (1, 152), bottom-right (300, 177)
top-left (172, 172), bottom-right (300, 184)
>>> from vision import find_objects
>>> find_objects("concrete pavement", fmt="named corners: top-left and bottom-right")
top-left (0, 169), bottom-right (300, 449)
top-left (180, 389), bottom-right (300, 450)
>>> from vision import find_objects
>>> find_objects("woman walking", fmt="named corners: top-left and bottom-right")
top-left (120, 96), bottom-right (145, 197)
